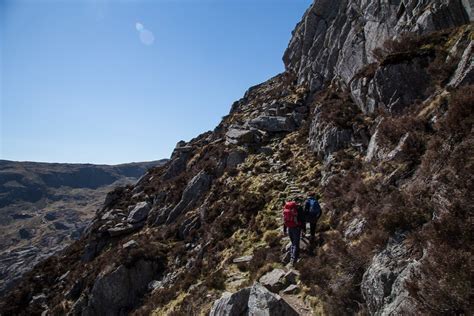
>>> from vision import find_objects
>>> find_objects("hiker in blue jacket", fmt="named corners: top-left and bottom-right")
top-left (303, 192), bottom-right (322, 241)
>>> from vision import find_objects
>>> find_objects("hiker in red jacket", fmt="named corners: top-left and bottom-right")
top-left (283, 198), bottom-right (305, 266)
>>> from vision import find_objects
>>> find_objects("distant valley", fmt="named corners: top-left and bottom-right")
top-left (0, 159), bottom-right (166, 295)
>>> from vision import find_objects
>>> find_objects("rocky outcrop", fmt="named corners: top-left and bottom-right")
top-left (462, 0), bottom-right (474, 21)
top-left (107, 223), bottom-right (141, 237)
top-left (361, 236), bottom-right (422, 315)
top-left (210, 283), bottom-right (298, 316)
top-left (284, 0), bottom-right (470, 93)
top-left (162, 142), bottom-right (194, 180)
top-left (344, 217), bottom-right (367, 239)
top-left (247, 283), bottom-right (299, 316)
top-left (209, 288), bottom-right (251, 316)
top-left (127, 201), bottom-right (151, 224)
top-left (449, 40), bottom-right (474, 87)
top-left (226, 149), bottom-right (247, 169)
top-left (154, 171), bottom-right (212, 225)
top-left (351, 58), bottom-right (433, 113)
top-left (309, 120), bottom-right (352, 159)
top-left (248, 116), bottom-right (297, 132)
top-left (259, 268), bottom-right (297, 293)
top-left (82, 260), bottom-right (161, 316)
top-left (226, 128), bottom-right (260, 145)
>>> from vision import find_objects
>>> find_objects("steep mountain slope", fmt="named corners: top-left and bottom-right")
top-left (0, 160), bottom-right (166, 296)
top-left (1, 1), bottom-right (472, 315)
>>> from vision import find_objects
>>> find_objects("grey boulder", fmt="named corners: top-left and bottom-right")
top-left (449, 40), bottom-right (473, 87)
top-left (232, 255), bottom-right (253, 264)
top-left (209, 288), bottom-right (251, 316)
top-left (107, 224), bottom-right (140, 237)
top-left (226, 149), bottom-right (247, 169)
top-left (226, 128), bottom-right (260, 145)
top-left (281, 284), bottom-right (299, 295)
top-left (248, 283), bottom-right (299, 316)
top-left (155, 171), bottom-right (212, 225)
top-left (248, 116), bottom-right (296, 132)
top-left (127, 201), bottom-right (151, 223)
top-left (361, 236), bottom-right (422, 315)
top-left (309, 116), bottom-right (352, 159)
top-left (83, 260), bottom-right (161, 316)
top-left (258, 269), bottom-right (288, 293)
top-left (209, 283), bottom-right (298, 316)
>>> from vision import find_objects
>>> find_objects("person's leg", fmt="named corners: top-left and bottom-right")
top-left (294, 227), bottom-right (301, 262)
top-left (307, 221), bottom-right (316, 255)
top-left (310, 221), bottom-right (316, 238)
top-left (288, 228), bottom-right (297, 262)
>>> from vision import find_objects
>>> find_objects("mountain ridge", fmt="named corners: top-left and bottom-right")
top-left (0, 159), bottom-right (167, 296)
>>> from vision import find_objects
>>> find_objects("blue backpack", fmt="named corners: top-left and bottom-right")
top-left (306, 197), bottom-right (321, 220)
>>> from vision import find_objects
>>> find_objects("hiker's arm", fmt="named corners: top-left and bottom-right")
top-left (298, 209), bottom-right (305, 226)
top-left (283, 224), bottom-right (287, 234)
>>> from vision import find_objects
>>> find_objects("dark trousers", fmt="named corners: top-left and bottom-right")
top-left (288, 227), bottom-right (301, 262)
top-left (308, 221), bottom-right (317, 238)
top-left (304, 217), bottom-right (319, 239)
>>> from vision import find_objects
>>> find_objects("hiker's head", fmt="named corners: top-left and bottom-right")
top-left (308, 192), bottom-right (320, 199)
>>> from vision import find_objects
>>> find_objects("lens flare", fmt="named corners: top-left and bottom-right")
top-left (135, 22), bottom-right (154, 46)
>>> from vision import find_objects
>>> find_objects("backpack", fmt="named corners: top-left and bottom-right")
top-left (283, 201), bottom-right (299, 228)
top-left (306, 197), bottom-right (321, 220)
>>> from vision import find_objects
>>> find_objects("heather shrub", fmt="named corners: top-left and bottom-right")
top-left (263, 230), bottom-right (280, 247)
top-left (204, 269), bottom-right (226, 290)
top-left (316, 90), bottom-right (361, 129)
top-left (443, 85), bottom-right (474, 137)
top-left (248, 247), bottom-right (280, 279)
top-left (372, 29), bottom-right (452, 63)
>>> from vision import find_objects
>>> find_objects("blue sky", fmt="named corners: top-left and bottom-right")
top-left (0, 0), bottom-right (311, 164)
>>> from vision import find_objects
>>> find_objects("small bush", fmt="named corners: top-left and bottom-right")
top-left (316, 90), bottom-right (361, 129)
top-left (204, 269), bottom-right (226, 290)
top-left (263, 230), bottom-right (280, 247)
top-left (443, 85), bottom-right (474, 137)
top-left (248, 247), bottom-right (279, 280)
top-left (373, 29), bottom-right (451, 63)
top-left (353, 62), bottom-right (378, 80)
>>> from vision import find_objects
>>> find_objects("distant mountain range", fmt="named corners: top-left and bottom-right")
top-left (0, 159), bottom-right (167, 295)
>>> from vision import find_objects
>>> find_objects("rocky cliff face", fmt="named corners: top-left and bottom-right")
top-left (284, 0), bottom-right (471, 93)
top-left (1, 1), bottom-right (472, 315)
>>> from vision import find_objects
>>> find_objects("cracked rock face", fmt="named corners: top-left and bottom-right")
top-left (127, 201), bottom-right (151, 223)
top-left (209, 288), bottom-right (251, 316)
top-left (82, 260), bottom-right (161, 316)
top-left (225, 128), bottom-right (260, 145)
top-left (309, 105), bottom-right (353, 158)
top-left (361, 237), bottom-right (422, 315)
top-left (449, 40), bottom-right (474, 87)
top-left (247, 116), bottom-right (297, 132)
top-left (153, 170), bottom-right (212, 225)
top-left (353, 58), bottom-right (432, 113)
top-left (284, 0), bottom-right (470, 92)
top-left (210, 283), bottom-right (298, 316)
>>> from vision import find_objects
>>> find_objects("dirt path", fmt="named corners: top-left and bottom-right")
top-left (281, 293), bottom-right (313, 315)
